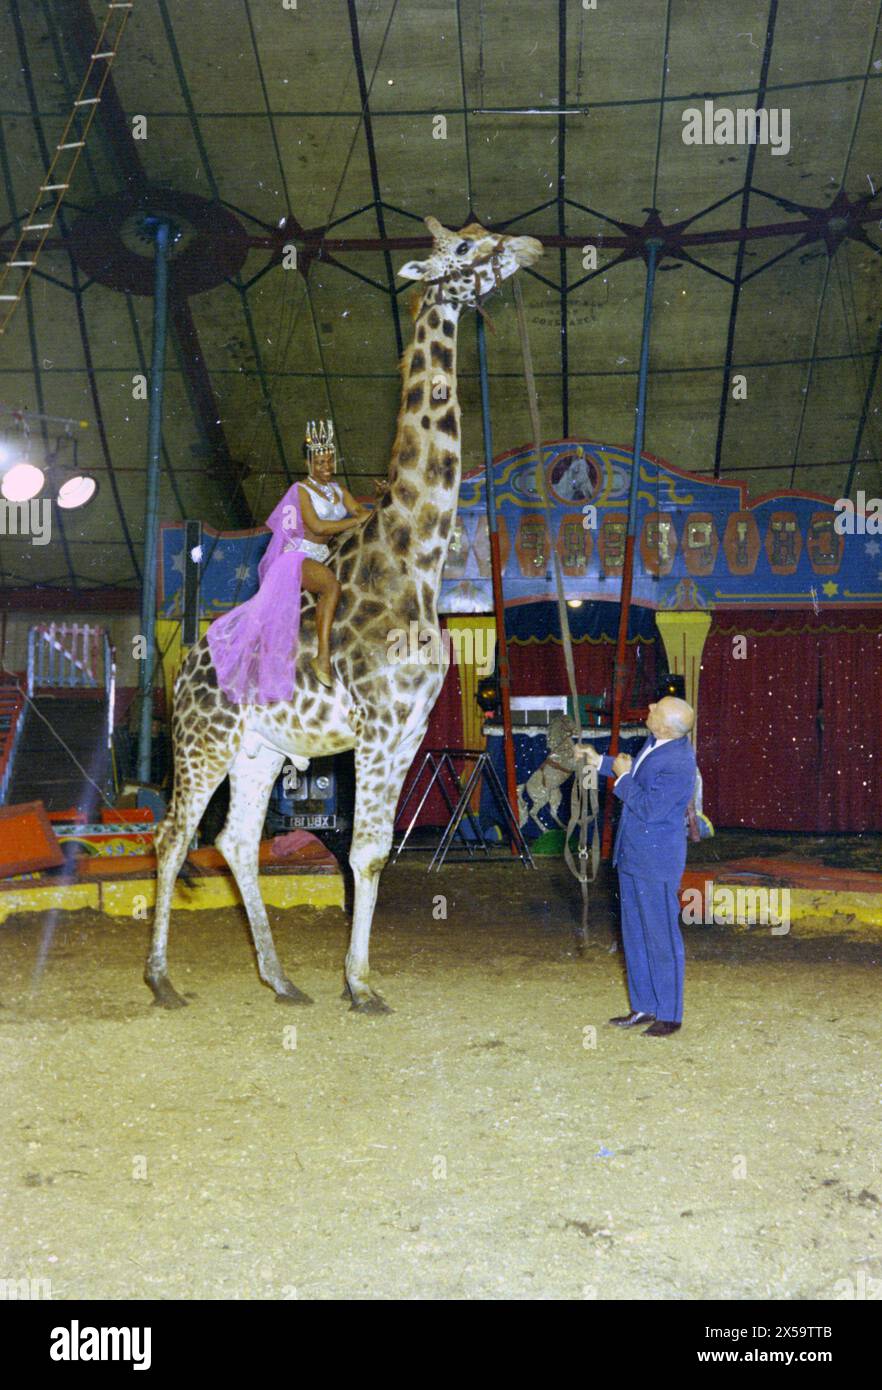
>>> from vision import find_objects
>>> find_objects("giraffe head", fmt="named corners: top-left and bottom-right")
top-left (398, 217), bottom-right (543, 306)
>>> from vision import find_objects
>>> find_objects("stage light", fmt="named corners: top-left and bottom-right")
top-left (476, 675), bottom-right (501, 716)
top-left (2, 462), bottom-right (44, 501)
top-left (0, 410), bottom-right (92, 510)
top-left (567, 599), bottom-right (583, 608)
top-left (56, 475), bottom-right (97, 509)
top-left (657, 672), bottom-right (686, 700)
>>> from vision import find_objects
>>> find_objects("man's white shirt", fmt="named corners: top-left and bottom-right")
top-left (615, 734), bottom-right (673, 786)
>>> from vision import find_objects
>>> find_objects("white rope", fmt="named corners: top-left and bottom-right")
top-left (512, 279), bottom-right (600, 946)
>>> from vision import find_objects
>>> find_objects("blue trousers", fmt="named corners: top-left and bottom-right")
top-left (617, 870), bottom-right (685, 1023)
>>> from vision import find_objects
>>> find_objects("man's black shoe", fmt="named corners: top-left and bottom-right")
top-left (642, 1020), bottom-right (681, 1037)
top-left (609, 1011), bottom-right (655, 1028)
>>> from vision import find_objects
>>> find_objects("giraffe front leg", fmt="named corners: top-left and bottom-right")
top-left (216, 743), bottom-right (313, 1005)
top-left (344, 733), bottom-right (426, 1013)
top-left (345, 841), bottom-right (390, 1013)
top-left (147, 777), bottom-right (221, 1008)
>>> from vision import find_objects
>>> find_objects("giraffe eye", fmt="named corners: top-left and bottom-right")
top-left (455, 240), bottom-right (470, 255)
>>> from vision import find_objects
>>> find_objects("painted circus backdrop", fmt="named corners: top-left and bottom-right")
top-left (157, 441), bottom-right (882, 836)
top-left (159, 439), bottom-right (880, 622)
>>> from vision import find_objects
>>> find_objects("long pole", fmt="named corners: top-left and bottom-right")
top-left (601, 238), bottom-right (661, 857)
top-left (476, 315), bottom-right (519, 849)
top-left (137, 219), bottom-right (171, 783)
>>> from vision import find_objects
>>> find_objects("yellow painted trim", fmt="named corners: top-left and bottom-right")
top-left (261, 876), bottom-right (344, 910)
top-left (0, 883), bottom-right (98, 925)
top-left (446, 616), bottom-right (496, 813)
top-left (506, 632), bottom-right (648, 647)
top-left (447, 615), bottom-right (496, 753)
top-left (655, 611), bottom-right (712, 732)
top-left (788, 889), bottom-right (882, 930)
top-left (710, 620), bottom-right (882, 636)
top-left (156, 617), bottom-right (212, 716)
top-left (692, 883), bottom-right (882, 932)
top-left (0, 874), bottom-right (343, 923)
top-left (100, 875), bottom-right (343, 916)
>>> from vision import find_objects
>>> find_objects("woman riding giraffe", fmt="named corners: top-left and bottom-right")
top-left (207, 419), bottom-right (371, 701)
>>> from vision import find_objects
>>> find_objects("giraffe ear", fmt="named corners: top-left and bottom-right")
top-left (397, 259), bottom-right (429, 281)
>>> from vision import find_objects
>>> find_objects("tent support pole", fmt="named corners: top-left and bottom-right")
top-left (601, 237), bottom-right (662, 858)
top-left (476, 314), bottom-right (519, 850)
top-left (137, 219), bottom-right (171, 784)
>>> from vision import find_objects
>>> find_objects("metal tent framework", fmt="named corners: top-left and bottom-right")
top-left (0, 0), bottom-right (880, 603)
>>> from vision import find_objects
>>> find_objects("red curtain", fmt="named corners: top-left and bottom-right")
top-left (395, 623), bottom-right (465, 828)
top-left (818, 622), bottom-right (882, 831)
top-left (396, 626), bottom-right (658, 829)
top-left (508, 637), bottom-right (657, 707)
top-left (697, 610), bottom-right (882, 832)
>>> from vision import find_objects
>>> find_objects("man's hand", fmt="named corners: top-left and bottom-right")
top-left (574, 743), bottom-right (601, 770)
top-left (612, 752), bottom-right (633, 778)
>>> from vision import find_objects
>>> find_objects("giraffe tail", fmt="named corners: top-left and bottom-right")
top-left (176, 858), bottom-right (200, 891)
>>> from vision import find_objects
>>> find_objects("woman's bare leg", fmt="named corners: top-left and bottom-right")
top-left (301, 558), bottom-right (342, 681)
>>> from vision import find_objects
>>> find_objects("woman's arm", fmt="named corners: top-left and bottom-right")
top-left (339, 485), bottom-right (373, 520)
top-left (297, 483), bottom-right (361, 538)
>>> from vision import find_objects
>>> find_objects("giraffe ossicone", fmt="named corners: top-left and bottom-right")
top-left (146, 217), bottom-right (543, 1013)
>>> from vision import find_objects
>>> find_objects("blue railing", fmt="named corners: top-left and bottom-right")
top-left (25, 623), bottom-right (118, 798)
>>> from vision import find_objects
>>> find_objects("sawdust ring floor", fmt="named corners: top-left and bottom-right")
top-left (0, 859), bottom-right (879, 1301)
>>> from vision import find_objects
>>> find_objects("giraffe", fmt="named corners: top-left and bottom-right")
top-left (146, 217), bottom-right (543, 1013)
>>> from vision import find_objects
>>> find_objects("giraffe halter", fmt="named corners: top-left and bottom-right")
top-left (427, 236), bottom-right (509, 317)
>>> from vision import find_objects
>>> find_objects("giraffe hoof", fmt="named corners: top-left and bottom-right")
top-left (274, 980), bottom-right (314, 1006)
top-left (146, 976), bottom-right (188, 1010)
top-left (349, 991), bottom-right (392, 1016)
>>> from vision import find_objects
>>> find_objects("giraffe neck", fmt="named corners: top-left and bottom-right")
top-left (379, 285), bottom-right (464, 587)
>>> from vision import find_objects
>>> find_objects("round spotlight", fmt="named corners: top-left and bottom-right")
top-left (56, 475), bottom-right (97, 509)
top-left (2, 462), bottom-right (44, 501)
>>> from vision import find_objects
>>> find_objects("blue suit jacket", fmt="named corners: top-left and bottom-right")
top-left (599, 734), bottom-right (697, 883)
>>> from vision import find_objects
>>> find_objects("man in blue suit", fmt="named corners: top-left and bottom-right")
top-left (579, 696), bottom-right (697, 1037)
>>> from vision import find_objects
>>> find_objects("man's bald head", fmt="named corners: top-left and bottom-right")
top-left (647, 696), bottom-right (695, 739)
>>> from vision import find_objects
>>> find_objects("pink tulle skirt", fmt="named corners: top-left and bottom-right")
top-left (207, 548), bottom-right (305, 705)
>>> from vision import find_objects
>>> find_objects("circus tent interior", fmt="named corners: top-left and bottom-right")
top-left (0, 0), bottom-right (880, 1319)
